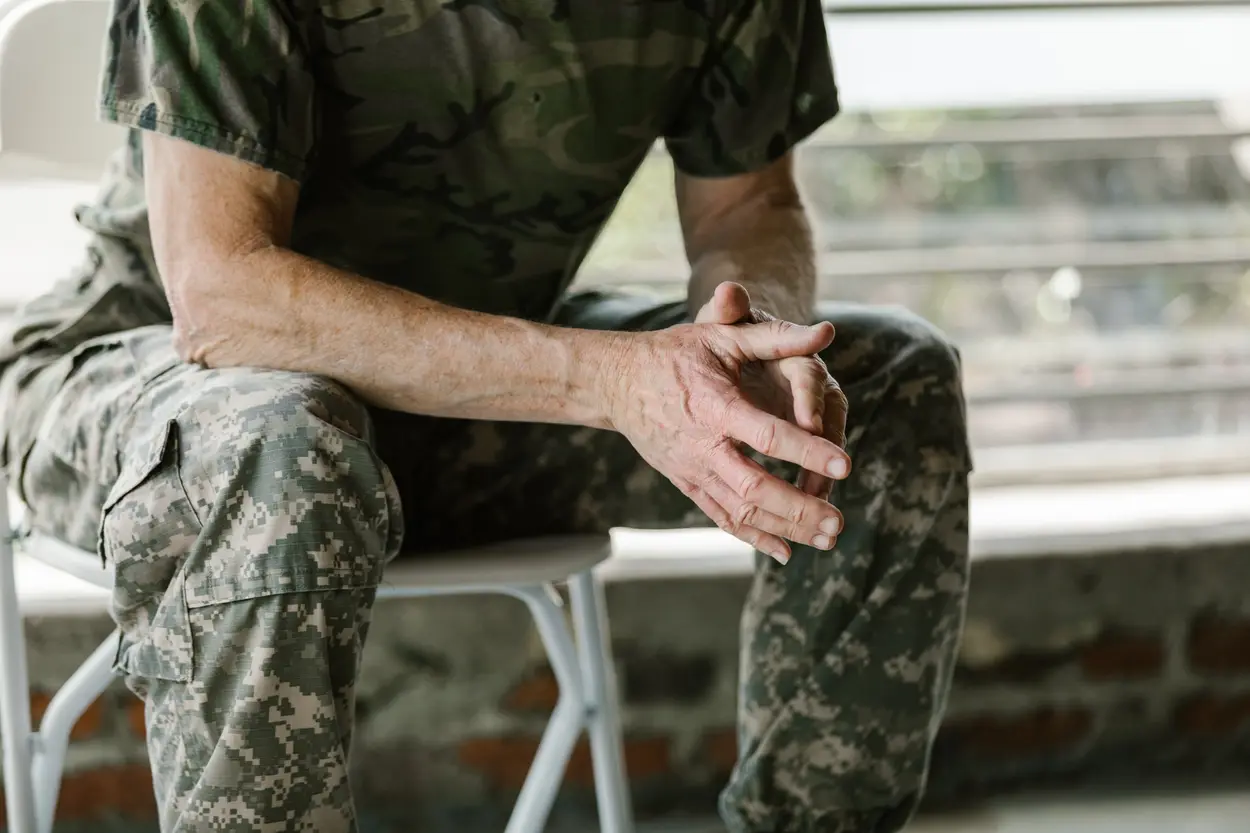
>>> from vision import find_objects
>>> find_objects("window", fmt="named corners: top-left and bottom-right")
top-left (580, 1), bottom-right (1250, 486)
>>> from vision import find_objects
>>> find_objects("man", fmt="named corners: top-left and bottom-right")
top-left (0, 0), bottom-right (971, 830)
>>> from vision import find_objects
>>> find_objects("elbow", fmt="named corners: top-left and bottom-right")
top-left (170, 315), bottom-right (214, 367)
top-left (162, 240), bottom-right (286, 368)
top-left (168, 279), bottom-right (221, 367)
top-left (163, 255), bottom-right (240, 368)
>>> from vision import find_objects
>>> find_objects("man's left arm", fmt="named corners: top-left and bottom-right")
top-left (676, 154), bottom-right (849, 502)
top-left (677, 152), bottom-right (816, 325)
top-left (662, 0), bottom-right (845, 498)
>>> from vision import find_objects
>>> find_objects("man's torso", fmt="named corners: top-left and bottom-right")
top-left (80, 0), bottom-right (714, 321)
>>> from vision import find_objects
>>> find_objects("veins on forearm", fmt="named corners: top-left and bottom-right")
top-left (687, 198), bottom-right (818, 325)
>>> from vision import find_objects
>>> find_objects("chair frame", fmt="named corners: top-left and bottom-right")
top-left (1, 0), bottom-right (632, 828)
top-left (0, 472), bottom-right (634, 833)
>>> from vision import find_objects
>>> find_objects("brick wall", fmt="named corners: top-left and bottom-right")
top-left (4, 541), bottom-right (1250, 831)
top-left (931, 543), bottom-right (1250, 801)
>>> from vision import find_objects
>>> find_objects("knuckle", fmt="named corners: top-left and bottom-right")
top-left (754, 420), bottom-right (777, 452)
top-left (738, 470), bottom-right (767, 499)
top-left (798, 442), bottom-right (822, 472)
top-left (733, 501), bottom-right (758, 528)
top-left (718, 395), bottom-right (744, 428)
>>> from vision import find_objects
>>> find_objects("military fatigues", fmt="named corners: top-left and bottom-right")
top-left (0, 1), bottom-right (972, 831)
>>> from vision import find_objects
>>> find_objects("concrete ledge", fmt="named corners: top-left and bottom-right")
top-left (604, 472), bottom-right (1250, 580)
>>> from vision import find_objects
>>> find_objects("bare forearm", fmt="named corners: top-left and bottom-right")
top-left (686, 199), bottom-right (817, 324)
top-left (170, 246), bottom-right (623, 425)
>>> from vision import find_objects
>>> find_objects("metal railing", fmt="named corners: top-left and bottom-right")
top-left (580, 238), bottom-right (1250, 287)
top-left (802, 115), bottom-right (1250, 151)
top-left (966, 367), bottom-right (1250, 405)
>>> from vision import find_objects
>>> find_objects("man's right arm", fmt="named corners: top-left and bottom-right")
top-left (146, 134), bottom-right (851, 561)
top-left (146, 133), bottom-right (625, 426)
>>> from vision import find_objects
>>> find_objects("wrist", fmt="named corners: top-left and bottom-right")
top-left (559, 327), bottom-right (637, 431)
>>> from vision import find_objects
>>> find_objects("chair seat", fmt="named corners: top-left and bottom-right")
top-left (18, 532), bottom-right (613, 597)
top-left (380, 535), bottom-right (611, 590)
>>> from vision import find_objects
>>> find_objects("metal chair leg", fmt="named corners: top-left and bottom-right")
top-left (504, 584), bottom-right (587, 833)
top-left (0, 484), bottom-right (38, 833)
top-left (31, 631), bottom-right (119, 833)
top-left (569, 569), bottom-right (634, 833)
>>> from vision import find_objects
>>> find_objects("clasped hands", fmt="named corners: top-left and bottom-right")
top-left (606, 281), bottom-right (849, 564)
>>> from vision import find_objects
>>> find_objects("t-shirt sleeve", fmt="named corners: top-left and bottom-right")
top-left (664, 0), bottom-right (839, 178)
top-left (99, 0), bottom-right (317, 181)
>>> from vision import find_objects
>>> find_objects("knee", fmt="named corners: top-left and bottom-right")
top-left (174, 369), bottom-right (378, 483)
top-left (825, 305), bottom-right (962, 386)
top-left (185, 368), bottom-right (375, 451)
top-left (104, 369), bottom-right (400, 694)
top-left (895, 314), bottom-right (965, 406)
top-left (818, 306), bottom-right (970, 470)
top-left (832, 307), bottom-right (963, 407)
top-left (128, 367), bottom-right (401, 595)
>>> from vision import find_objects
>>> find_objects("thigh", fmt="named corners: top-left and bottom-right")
top-left (7, 323), bottom-right (386, 549)
top-left (370, 292), bottom-right (688, 551)
top-left (373, 408), bottom-right (706, 553)
top-left (4, 326), bottom-right (178, 549)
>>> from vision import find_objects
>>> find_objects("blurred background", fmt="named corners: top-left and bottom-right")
top-left (1, 0), bottom-right (1248, 831)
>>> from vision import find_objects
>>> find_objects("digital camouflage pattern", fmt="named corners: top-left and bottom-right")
top-left (2, 291), bottom-right (970, 833)
top-left (0, 1), bottom-right (972, 832)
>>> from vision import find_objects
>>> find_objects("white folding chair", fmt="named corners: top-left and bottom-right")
top-left (0, 2), bottom-right (635, 831)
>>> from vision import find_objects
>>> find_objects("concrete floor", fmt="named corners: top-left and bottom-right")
top-left (642, 787), bottom-right (1250, 833)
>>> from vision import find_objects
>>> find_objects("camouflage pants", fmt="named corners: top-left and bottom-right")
top-left (0, 288), bottom-right (971, 833)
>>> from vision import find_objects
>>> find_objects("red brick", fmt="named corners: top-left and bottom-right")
top-left (1173, 692), bottom-right (1250, 734)
top-left (127, 697), bottom-right (147, 740)
top-left (459, 736), bottom-right (538, 790)
top-left (955, 649), bottom-right (1074, 685)
top-left (938, 708), bottom-right (1094, 759)
top-left (56, 763), bottom-right (157, 821)
top-left (1079, 630), bottom-right (1165, 680)
top-left (501, 666), bottom-right (560, 714)
top-left (621, 650), bottom-right (715, 705)
top-left (29, 690), bottom-right (103, 742)
top-left (1188, 614), bottom-right (1250, 674)
top-left (700, 727), bottom-right (738, 777)
top-left (459, 734), bottom-right (670, 791)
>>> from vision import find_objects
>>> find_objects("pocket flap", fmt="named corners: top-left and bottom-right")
top-left (103, 418), bottom-right (201, 684)
top-left (102, 418), bottom-right (177, 515)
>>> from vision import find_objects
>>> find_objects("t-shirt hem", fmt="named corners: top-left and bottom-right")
top-left (100, 99), bottom-right (307, 182)
top-left (670, 91), bottom-right (840, 179)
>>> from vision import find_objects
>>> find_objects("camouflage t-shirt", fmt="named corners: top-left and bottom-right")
top-left (91, 0), bottom-right (839, 322)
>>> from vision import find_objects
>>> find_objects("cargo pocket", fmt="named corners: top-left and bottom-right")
top-left (102, 418), bottom-right (201, 684)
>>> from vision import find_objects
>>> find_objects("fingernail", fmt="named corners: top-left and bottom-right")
top-left (812, 535), bottom-right (831, 550)
top-left (827, 458), bottom-right (849, 478)
top-left (771, 546), bottom-right (790, 564)
top-left (820, 517), bottom-right (841, 535)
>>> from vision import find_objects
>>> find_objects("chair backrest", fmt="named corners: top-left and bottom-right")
top-left (0, 0), bottom-right (123, 176)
